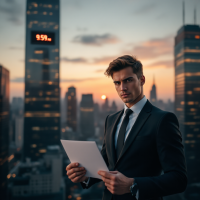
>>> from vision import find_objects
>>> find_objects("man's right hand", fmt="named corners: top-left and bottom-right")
top-left (66, 162), bottom-right (88, 183)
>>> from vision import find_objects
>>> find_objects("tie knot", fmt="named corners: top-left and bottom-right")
top-left (125, 109), bottom-right (133, 116)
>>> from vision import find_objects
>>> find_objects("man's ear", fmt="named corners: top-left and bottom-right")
top-left (140, 75), bottom-right (145, 86)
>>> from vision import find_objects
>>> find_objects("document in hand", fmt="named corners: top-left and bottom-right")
top-left (61, 140), bottom-right (109, 179)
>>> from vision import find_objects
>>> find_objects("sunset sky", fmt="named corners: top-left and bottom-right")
top-left (0, 0), bottom-right (199, 107)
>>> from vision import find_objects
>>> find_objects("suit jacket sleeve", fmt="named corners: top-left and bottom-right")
top-left (134, 112), bottom-right (187, 200)
top-left (81, 115), bottom-right (109, 189)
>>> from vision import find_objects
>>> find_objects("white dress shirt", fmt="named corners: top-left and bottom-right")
top-left (83, 96), bottom-right (147, 199)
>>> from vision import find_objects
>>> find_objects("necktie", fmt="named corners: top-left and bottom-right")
top-left (116, 109), bottom-right (133, 160)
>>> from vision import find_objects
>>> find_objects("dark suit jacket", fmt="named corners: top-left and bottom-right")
top-left (81, 100), bottom-right (187, 200)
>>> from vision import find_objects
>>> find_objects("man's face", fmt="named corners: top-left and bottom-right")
top-left (112, 66), bottom-right (145, 108)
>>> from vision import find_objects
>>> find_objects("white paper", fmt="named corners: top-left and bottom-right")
top-left (61, 140), bottom-right (109, 179)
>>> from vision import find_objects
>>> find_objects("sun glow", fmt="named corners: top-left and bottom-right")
top-left (101, 95), bottom-right (107, 100)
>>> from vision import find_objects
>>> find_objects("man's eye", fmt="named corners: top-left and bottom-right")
top-left (126, 79), bottom-right (131, 82)
top-left (115, 82), bottom-right (120, 85)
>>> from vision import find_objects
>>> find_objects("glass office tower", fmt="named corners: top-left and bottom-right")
top-left (174, 25), bottom-right (200, 199)
top-left (0, 65), bottom-right (9, 200)
top-left (23, 0), bottom-right (60, 161)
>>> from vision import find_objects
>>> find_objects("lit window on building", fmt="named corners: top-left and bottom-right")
top-left (187, 134), bottom-right (194, 137)
top-left (49, 12), bottom-right (53, 15)
top-left (43, 11), bottom-right (47, 15)
top-left (31, 144), bottom-right (37, 148)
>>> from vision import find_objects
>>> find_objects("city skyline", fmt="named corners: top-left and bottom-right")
top-left (0, 0), bottom-right (200, 105)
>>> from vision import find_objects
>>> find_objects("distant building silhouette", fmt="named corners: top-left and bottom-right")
top-left (175, 24), bottom-right (200, 199)
top-left (80, 94), bottom-right (95, 139)
top-left (150, 75), bottom-right (157, 103)
top-left (23, 0), bottom-right (60, 161)
top-left (110, 101), bottom-right (117, 113)
top-left (0, 65), bottom-right (9, 200)
top-left (102, 97), bottom-right (109, 112)
top-left (66, 86), bottom-right (77, 132)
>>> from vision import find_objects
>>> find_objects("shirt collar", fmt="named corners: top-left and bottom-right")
top-left (123, 95), bottom-right (147, 115)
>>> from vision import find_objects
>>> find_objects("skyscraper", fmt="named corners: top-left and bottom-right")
top-left (174, 25), bottom-right (200, 199)
top-left (0, 65), bottom-right (9, 200)
top-left (80, 94), bottom-right (95, 139)
top-left (150, 75), bottom-right (157, 103)
top-left (66, 86), bottom-right (77, 132)
top-left (23, 0), bottom-right (60, 161)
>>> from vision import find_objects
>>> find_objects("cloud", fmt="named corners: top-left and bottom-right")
top-left (124, 35), bottom-right (173, 60)
top-left (145, 60), bottom-right (173, 68)
top-left (77, 27), bottom-right (88, 32)
top-left (95, 69), bottom-right (105, 73)
top-left (61, 77), bottom-right (101, 83)
top-left (93, 56), bottom-right (117, 65)
top-left (61, 57), bottom-right (88, 63)
top-left (9, 46), bottom-right (23, 50)
top-left (11, 77), bottom-right (24, 82)
top-left (72, 33), bottom-right (120, 46)
top-left (134, 2), bottom-right (157, 14)
top-left (0, 0), bottom-right (23, 25)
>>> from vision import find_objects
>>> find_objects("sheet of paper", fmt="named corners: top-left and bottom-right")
top-left (61, 140), bottom-right (109, 179)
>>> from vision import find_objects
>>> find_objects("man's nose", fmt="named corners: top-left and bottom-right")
top-left (120, 82), bottom-right (127, 91)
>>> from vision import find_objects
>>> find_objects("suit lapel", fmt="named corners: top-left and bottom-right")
top-left (114, 100), bottom-right (152, 168)
top-left (108, 110), bottom-right (124, 167)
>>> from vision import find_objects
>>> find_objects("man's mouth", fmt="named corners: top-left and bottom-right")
top-left (121, 93), bottom-right (129, 98)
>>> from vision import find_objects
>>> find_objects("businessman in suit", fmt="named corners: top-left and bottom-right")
top-left (66, 55), bottom-right (187, 200)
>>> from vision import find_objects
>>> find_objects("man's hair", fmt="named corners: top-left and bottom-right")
top-left (104, 55), bottom-right (143, 79)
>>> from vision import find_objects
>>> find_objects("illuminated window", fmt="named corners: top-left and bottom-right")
top-left (46, 92), bottom-right (52, 95)
top-left (187, 101), bottom-right (194, 105)
top-left (32, 127), bottom-right (40, 131)
top-left (185, 140), bottom-right (195, 144)
top-left (26, 92), bottom-right (29, 95)
top-left (39, 149), bottom-right (46, 153)
top-left (195, 35), bottom-right (200, 39)
top-left (80, 108), bottom-right (94, 112)
top-left (184, 122), bottom-right (196, 125)
top-left (194, 87), bottom-right (200, 91)
top-left (43, 12), bottom-right (47, 15)
top-left (34, 50), bottom-right (43, 54)
top-left (187, 134), bottom-right (193, 137)
top-left (176, 108), bottom-right (183, 111)
top-left (27, 11), bottom-right (30, 14)
top-left (187, 91), bottom-right (192, 95)
top-left (68, 96), bottom-right (71, 100)
top-left (33, 11), bottom-right (38, 14)
top-left (31, 144), bottom-right (37, 148)
top-left (55, 56), bottom-right (59, 60)
top-left (49, 12), bottom-right (53, 15)
top-left (27, 75), bottom-right (31, 78)
top-left (190, 108), bottom-right (196, 112)
top-left (54, 25), bottom-right (58, 30)
top-left (48, 4), bottom-right (52, 8)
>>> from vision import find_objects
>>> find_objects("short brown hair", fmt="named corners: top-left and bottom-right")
top-left (104, 55), bottom-right (143, 79)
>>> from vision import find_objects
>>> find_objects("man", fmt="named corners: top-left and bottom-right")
top-left (66, 55), bottom-right (187, 200)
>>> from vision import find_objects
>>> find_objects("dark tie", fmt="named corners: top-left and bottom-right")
top-left (116, 109), bottom-right (133, 160)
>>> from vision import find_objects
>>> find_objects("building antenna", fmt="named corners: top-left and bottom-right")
top-left (194, 6), bottom-right (196, 24)
top-left (183, 0), bottom-right (185, 25)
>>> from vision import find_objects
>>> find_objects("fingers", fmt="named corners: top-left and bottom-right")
top-left (72, 173), bottom-right (86, 183)
top-left (98, 171), bottom-right (114, 179)
top-left (67, 167), bottom-right (85, 176)
top-left (109, 171), bottom-right (118, 174)
top-left (66, 162), bottom-right (79, 171)
top-left (68, 170), bottom-right (86, 180)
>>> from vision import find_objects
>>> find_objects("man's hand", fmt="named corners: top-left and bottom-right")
top-left (66, 163), bottom-right (88, 183)
top-left (98, 170), bottom-right (134, 195)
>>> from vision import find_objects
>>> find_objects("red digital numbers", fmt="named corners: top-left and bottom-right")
top-left (36, 34), bottom-right (52, 42)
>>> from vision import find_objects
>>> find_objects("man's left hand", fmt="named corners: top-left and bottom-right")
top-left (98, 170), bottom-right (134, 195)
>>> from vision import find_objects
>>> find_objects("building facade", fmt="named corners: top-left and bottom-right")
top-left (66, 86), bottom-right (77, 132)
top-left (8, 146), bottom-right (65, 200)
top-left (174, 25), bottom-right (200, 199)
top-left (23, 0), bottom-right (60, 161)
top-left (80, 94), bottom-right (95, 139)
top-left (0, 65), bottom-right (10, 200)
